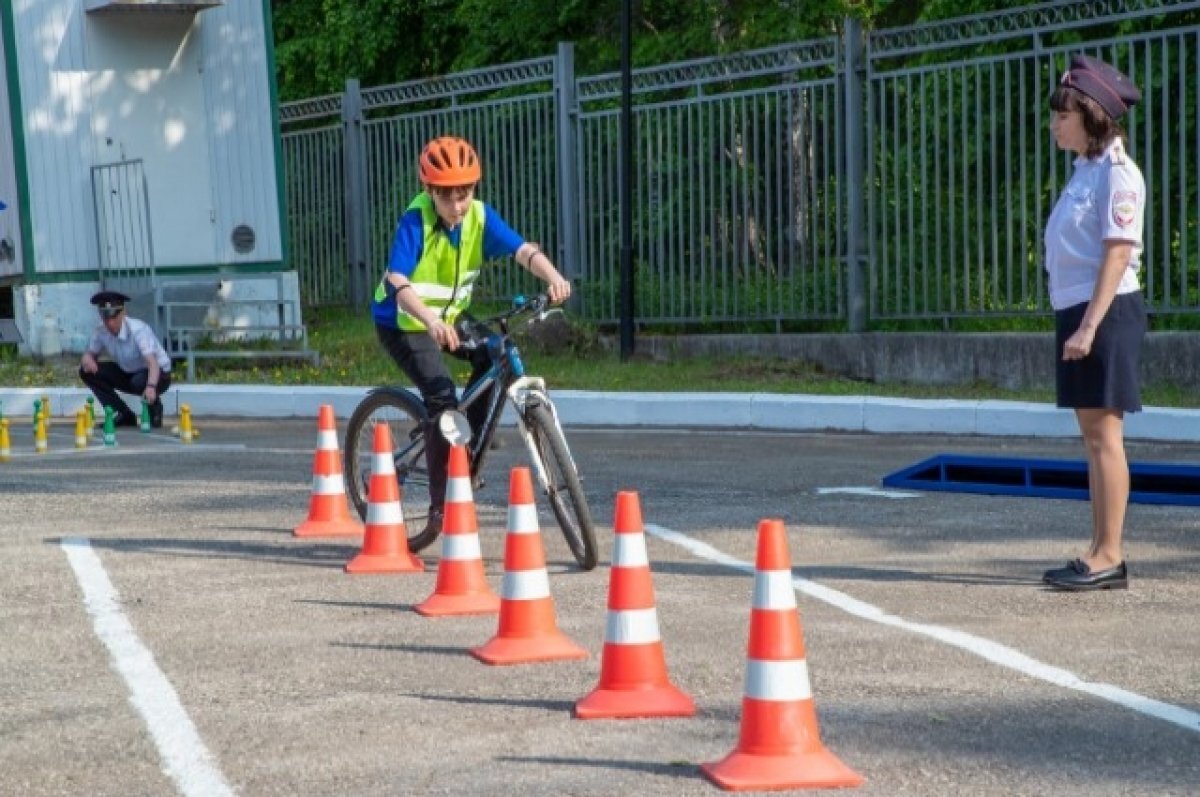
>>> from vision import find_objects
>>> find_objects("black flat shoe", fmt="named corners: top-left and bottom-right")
top-left (1043, 559), bottom-right (1086, 584)
top-left (1045, 561), bottom-right (1128, 591)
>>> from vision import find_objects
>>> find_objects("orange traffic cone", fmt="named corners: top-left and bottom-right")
top-left (415, 444), bottom-right (499, 616)
top-left (295, 404), bottom-right (363, 538)
top-left (344, 422), bottom-right (423, 574)
top-left (470, 467), bottom-right (587, 665)
top-left (701, 519), bottom-right (863, 792)
top-left (574, 491), bottom-right (694, 719)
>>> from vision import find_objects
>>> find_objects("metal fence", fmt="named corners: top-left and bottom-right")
top-left (280, 0), bottom-right (1200, 328)
top-left (867, 0), bottom-right (1200, 320)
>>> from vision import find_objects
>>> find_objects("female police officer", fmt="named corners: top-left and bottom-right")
top-left (1041, 55), bottom-right (1145, 591)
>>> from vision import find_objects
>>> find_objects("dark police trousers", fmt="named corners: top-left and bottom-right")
top-left (79, 362), bottom-right (172, 420)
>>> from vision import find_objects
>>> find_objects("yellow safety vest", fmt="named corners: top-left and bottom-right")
top-left (377, 193), bottom-right (486, 331)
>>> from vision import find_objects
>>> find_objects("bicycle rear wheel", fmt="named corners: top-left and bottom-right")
top-left (525, 400), bottom-right (598, 570)
top-left (343, 388), bottom-right (438, 552)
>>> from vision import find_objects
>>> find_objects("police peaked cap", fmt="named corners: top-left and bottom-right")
top-left (1061, 54), bottom-right (1141, 120)
top-left (91, 290), bottom-right (131, 316)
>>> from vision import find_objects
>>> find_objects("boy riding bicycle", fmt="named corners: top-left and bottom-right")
top-left (371, 135), bottom-right (572, 540)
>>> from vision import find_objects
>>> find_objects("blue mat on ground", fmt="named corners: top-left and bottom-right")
top-left (882, 454), bottom-right (1200, 506)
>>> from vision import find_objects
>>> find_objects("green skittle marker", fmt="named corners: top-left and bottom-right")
top-left (103, 406), bottom-right (117, 448)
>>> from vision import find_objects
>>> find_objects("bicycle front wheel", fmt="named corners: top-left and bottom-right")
top-left (525, 400), bottom-right (598, 570)
top-left (343, 388), bottom-right (437, 552)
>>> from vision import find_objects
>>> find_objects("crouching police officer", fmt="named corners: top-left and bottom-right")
top-left (79, 290), bottom-right (172, 428)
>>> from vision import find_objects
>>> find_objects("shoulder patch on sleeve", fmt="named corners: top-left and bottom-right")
top-left (1112, 190), bottom-right (1138, 228)
top-left (1109, 141), bottom-right (1127, 166)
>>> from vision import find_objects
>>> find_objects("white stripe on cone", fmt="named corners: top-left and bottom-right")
top-left (366, 502), bottom-right (404, 525)
top-left (501, 568), bottom-right (550, 600)
top-left (371, 452), bottom-right (394, 475)
top-left (612, 533), bottom-right (649, 567)
top-left (311, 473), bottom-right (346, 495)
top-left (506, 503), bottom-right (539, 534)
top-left (441, 533), bottom-right (482, 561)
top-left (744, 659), bottom-right (813, 701)
top-left (604, 607), bottom-right (661, 644)
top-left (753, 569), bottom-right (798, 610)
top-left (446, 476), bottom-right (472, 502)
top-left (317, 430), bottom-right (338, 449)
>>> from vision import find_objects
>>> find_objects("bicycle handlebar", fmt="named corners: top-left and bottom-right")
top-left (454, 294), bottom-right (552, 351)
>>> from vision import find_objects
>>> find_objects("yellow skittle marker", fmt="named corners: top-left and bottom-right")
top-left (41, 395), bottom-right (51, 429)
top-left (75, 409), bottom-right (88, 450)
top-left (0, 419), bottom-right (10, 461)
top-left (180, 404), bottom-right (194, 444)
top-left (35, 415), bottom-right (48, 453)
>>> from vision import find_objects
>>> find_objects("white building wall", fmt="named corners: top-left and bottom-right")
top-left (0, 12), bottom-right (25, 279)
top-left (86, 11), bottom-right (217, 268)
top-left (13, 0), bottom-right (96, 274)
top-left (199, 0), bottom-right (283, 264)
top-left (11, 0), bottom-right (282, 277)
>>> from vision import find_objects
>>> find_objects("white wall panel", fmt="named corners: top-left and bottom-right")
top-left (199, 0), bottom-right (282, 265)
top-left (0, 11), bottom-right (25, 279)
top-left (15, 0), bottom-right (97, 274)
top-left (85, 12), bottom-right (217, 268)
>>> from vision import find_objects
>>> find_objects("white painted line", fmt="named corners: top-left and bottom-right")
top-left (644, 523), bottom-right (1200, 735)
top-left (60, 537), bottom-right (237, 797)
top-left (816, 486), bottom-right (920, 499)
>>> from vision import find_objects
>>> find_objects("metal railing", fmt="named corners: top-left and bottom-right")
top-left (281, 0), bottom-right (1200, 328)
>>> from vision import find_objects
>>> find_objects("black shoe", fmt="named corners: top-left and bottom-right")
top-left (1045, 560), bottom-right (1128, 591)
top-left (1042, 559), bottom-right (1086, 584)
top-left (149, 399), bottom-right (164, 429)
top-left (113, 411), bottom-right (138, 428)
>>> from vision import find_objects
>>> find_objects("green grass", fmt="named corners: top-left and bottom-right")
top-left (2, 304), bottom-right (1197, 408)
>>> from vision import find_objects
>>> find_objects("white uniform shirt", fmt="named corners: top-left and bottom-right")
top-left (1044, 138), bottom-right (1145, 310)
top-left (86, 316), bottom-right (171, 374)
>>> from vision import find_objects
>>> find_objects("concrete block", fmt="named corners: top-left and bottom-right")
top-left (551, 391), bottom-right (640, 426)
top-left (749, 394), bottom-right (864, 432)
top-left (976, 401), bottom-right (1077, 438)
top-left (174, 385), bottom-right (296, 417)
top-left (288, 387), bottom-right (369, 420)
top-left (863, 398), bottom-right (978, 434)
top-left (633, 392), bottom-right (754, 427)
top-left (1127, 407), bottom-right (1200, 442)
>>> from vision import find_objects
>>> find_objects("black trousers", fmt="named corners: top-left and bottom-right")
top-left (375, 323), bottom-right (496, 509)
top-left (79, 362), bottom-right (172, 419)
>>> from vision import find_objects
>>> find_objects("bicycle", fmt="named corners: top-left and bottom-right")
top-left (343, 294), bottom-right (599, 570)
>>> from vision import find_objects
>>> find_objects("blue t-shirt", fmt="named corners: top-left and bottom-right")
top-left (371, 200), bottom-right (524, 327)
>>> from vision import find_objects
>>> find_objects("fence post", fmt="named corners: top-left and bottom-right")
top-left (342, 78), bottom-right (370, 309)
top-left (841, 17), bottom-right (868, 333)
top-left (554, 43), bottom-right (581, 299)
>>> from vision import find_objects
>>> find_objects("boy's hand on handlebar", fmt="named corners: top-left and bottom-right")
top-left (427, 318), bottom-right (460, 350)
top-left (546, 278), bottom-right (571, 306)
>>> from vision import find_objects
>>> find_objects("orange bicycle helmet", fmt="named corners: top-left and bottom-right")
top-left (419, 136), bottom-right (482, 186)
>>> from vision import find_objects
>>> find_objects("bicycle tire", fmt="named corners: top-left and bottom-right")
top-left (525, 400), bottom-right (598, 570)
top-left (343, 388), bottom-right (439, 552)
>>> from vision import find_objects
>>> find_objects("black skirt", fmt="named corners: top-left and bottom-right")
top-left (1055, 291), bottom-right (1146, 412)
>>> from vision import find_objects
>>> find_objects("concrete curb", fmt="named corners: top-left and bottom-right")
top-left (3, 385), bottom-right (1198, 442)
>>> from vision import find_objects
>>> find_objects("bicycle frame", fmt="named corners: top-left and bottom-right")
top-left (388, 316), bottom-right (549, 482)
top-left (454, 332), bottom-right (576, 495)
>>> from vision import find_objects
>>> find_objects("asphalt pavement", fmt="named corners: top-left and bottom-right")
top-left (1, 416), bottom-right (1198, 796)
